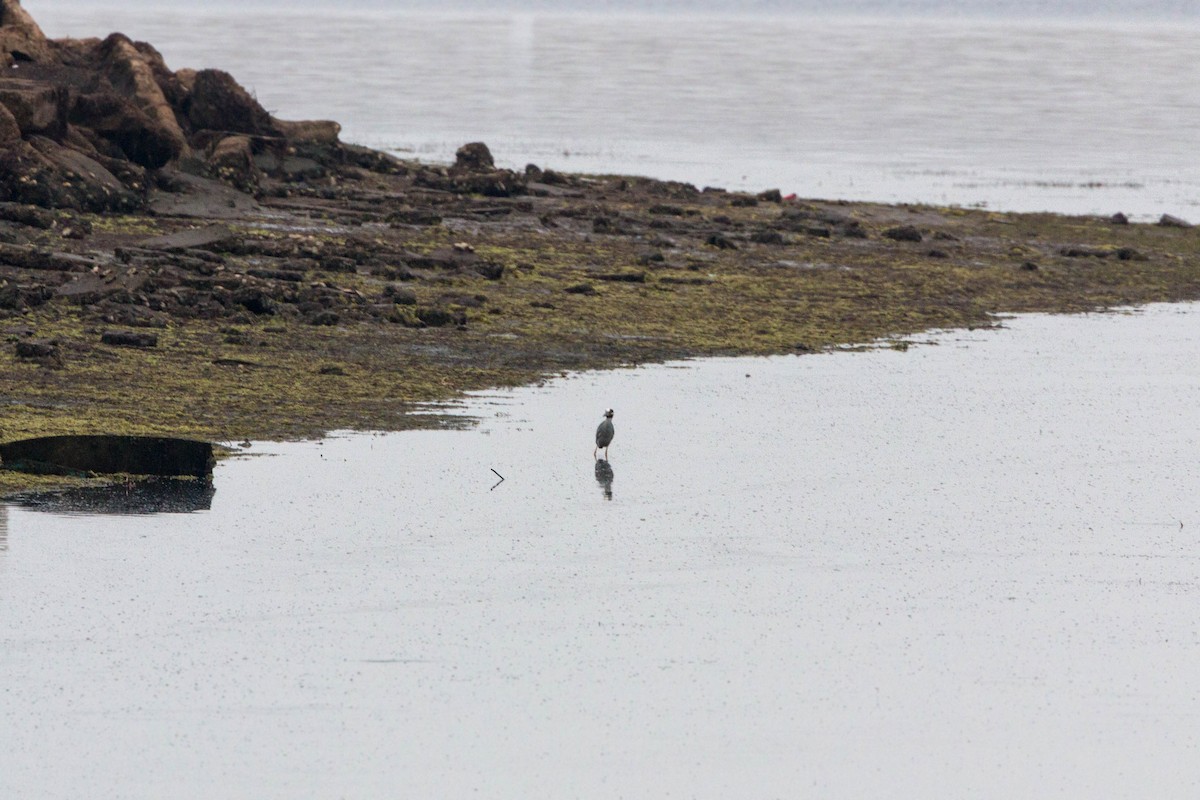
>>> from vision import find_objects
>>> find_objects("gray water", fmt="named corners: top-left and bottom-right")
top-left (30, 3), bottom-right (1200, 219)
top-left (3, 304), bottom-right (1200, 797)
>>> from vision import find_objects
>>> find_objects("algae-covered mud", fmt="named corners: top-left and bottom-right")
top-left (1, 0), bottom-right (1199, 493)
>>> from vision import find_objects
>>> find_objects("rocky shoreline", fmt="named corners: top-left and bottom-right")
top-left (1, 0), bottom-right (1198, 494)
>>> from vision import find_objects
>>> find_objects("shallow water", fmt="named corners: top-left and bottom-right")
top-left (3, 304), bottom-right (1200, 797)
top-left (30, 5), bottom-right (1200, 219)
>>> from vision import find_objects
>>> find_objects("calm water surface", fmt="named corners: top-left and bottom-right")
top-left (3, 304), bottom-right (1200, 797)
top-left (30, 5), bottom-right (1200, 218)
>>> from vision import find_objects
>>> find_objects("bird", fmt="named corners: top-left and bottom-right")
top-left (594, 408), bottom-right (614, 459)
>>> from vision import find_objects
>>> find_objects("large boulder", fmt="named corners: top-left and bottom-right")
top-left (185, 68), bottom-right (275, 135)
top-left (0, 0), bottom-right (53, 63)
top-left (70, 89), bottom-right (181, 169)
top-left (455, 141), bottom-right (494, 171)
top-left (96, 34), bottom-right (187, 161)
top-left (205, 133), bottom-right (259, 192)
top-left (0, 78), bottom-right (67, 137)
top-left (0, 136), bottom-right (140, 210)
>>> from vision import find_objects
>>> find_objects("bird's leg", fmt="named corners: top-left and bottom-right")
top-left (593, 447), bottom-right (598, 459)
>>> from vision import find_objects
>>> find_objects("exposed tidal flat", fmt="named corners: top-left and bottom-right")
top-left (2, 167), bottom-right (1199, 496)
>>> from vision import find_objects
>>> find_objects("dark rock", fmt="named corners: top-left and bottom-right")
top-left (706, 233), bottom-right (737, 250)
top-left (232, 287), bottom-right (276, 315)
top-left (0, 281), bottom-right (52, 309)
top-left (0, 201), bottom-right (54, 228)
top-left (637, 250), bottom-right (666, 264)
top-left (0, 0), bottom-right (55, 63)
top-left (0, 100), bottom-right (21, 145)
top-left (0, 81), bottom-right (67, 137)
top-left (883, 225), bottom-right (923, 243)
top-left (100, 329), bottom-right (157, 347)
top-left (1159, 214), bottom-right (1191, 228)
top-left (595, 271), bottom-right (646, 283)
top-left (454, 141), bottom-right (494, 171)
top-left (387, 209), bottom-right (442, 226)
top-left (205, 134), bottom-right (259, 192)
top-left (438, 293), bottom-right (487, 308)
top-left (524, 163), bottom-right (543, 180)
top-left (70, 88), bottom-right (181, 170)
top-left (1060, 246), bottom-right (1109, 258)
top-left (416, 306), bottom-right (465, 327)
top-left (186, 68), bottom-right (275, 135)
top-left (0, 137), bottom-right (140, 211)
top-left (757, 189), bottom-right (783, 203)
top-left (1110, 212), bottom-right (1129, 225)
top-left (748, 230), bottom-right (787, 245)
top-left (1116, 247), bottom-right (1147, 261)
top-left (565, 283), bottom-right (597, 295)
top-left (383, 285), bottom-right (417, 305)
top-left (659, 275), bottom-right (713, 285)
top-left (305, 310), bottom-right (340, 326)
top-left (729, 195), bottom-right (758, 207)
top-left (318, 255), bottom-right (357, 274)
top-left (247, 268), bottom-right (304, 282)
top-left (14, 338), bottom-right (56, 359)
top-left (94, 35), bottom-right (188, 163)
top-left (317, 365), bottom-right (345, 375)
top-left (1021, 261), bottom-right (1039, 271)
top-left (476, 262), bottom-right (504, 280)
top-left (927, 248), bottom-right (949, 259)
top-left (0, 434), bottom-right (213, 478)
top-left (592, 216), bottom-right (616, 234)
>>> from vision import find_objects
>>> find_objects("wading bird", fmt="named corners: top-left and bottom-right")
top-left (594, 408), bottom-right (614, 459)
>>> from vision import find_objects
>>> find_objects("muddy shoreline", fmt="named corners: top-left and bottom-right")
top-left (1, 1), bottom-right (1198, 494)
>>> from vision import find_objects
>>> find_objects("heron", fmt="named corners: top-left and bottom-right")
top-left (594, 408), bottom-right (614, 459)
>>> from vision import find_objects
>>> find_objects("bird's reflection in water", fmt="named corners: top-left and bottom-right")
top-left (0, 504), bottom-right (7, 551)
top-left (594, 459), bottom-right (614, 500)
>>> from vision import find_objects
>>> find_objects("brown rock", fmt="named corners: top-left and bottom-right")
top-left (0, 136), bottom-right (139, 211)
top-left (883, 225), bottom-right (923, 243)
top-left (0, 79), bottom-right (66, 136)
top-left (0, 0), bottom-right (54, 64)
top-left (0, 98), bottom-right (20, 144)
top-left (455, 141), bottom-right (494, 171)
top-left (96, 34), bottom-right (187, 163)
top-left (274, 118), bottom-right (341, 145)
top-left (70, 90), bottom-right (181, 169)
top-left (14, 338), bottom-right (56, 359)
top-left (206, 134), bottom-right (258, 191)
top-left (101, 329), bottom-right (157, 348)
top-left (186, 68), bottom-right (274, 136)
